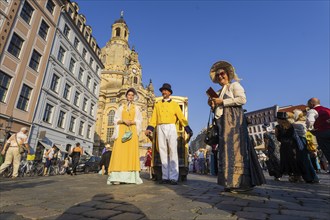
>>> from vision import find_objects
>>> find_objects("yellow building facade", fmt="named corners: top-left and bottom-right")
top-left (94, 14), bottom-right (155, 155)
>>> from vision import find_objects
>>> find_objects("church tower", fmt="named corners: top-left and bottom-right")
top-left (95, 12), bottom-right (155, 155)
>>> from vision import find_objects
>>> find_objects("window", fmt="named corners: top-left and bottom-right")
top-left (89, 57), bottom-right (93, 66)
top-left (82, 98), bottom-right (87, 112)
top-left (17, 84), bottom-right (32, 111)
top-left (90, 103), bottom-right (94, 116)
top-left (79, 121), bottom-right (84, 136)
top-left (38, 20), bottom-right (49, 40)
top-left (84, 32), bottom-right (89, 40)
top-left (106, 128), bottom-right (114, 143)
top-left (134, 76), bottom-right (138, 84)
top-left (63, 83), bottom-right (71, 100)
top-left (108, 110), bottom-right (115, 126)
top-left (77, 20), bottom-right (82, 30)
top-left (0, 71), bottom-right (12, 103)
top-left (87, 125), bottom-right (91, 138)
top-left (57, 46), bottom-right (65, 63)
top-left (92, 83), bottom-right (97, 94)
top-left (74, 37), bottom-right (79, 49)
top-left (69, 58), bottom-right (75, 73)
top-left (92, 42), bottom-right (95, 49)
top-left (86, 75), bottom-right (91, 88)
top-left (46, 0), bottom-right (55, 14)
top-left (68, 8), bottom-right (73, 17)
top-left (50, 74), bottom-right (60, 92)
top-left (63, 24), bottom-right (70, 37)
top-left (115, 28), bottom-right (120, 37)
top-left (43, 103), bottom-right (54, 123)
top-left (8, 33), bottom-right (24, 58)
top-left (96, 65), bottom-right (99, 73)
top-left (82, 48), bottom-right (87, 59)
top-left (20, 1), bottom-right (34, 24)
top-left (29, 50), bottom-right (41, 71)
top-left (73, 91), bottom-right (80, 106)
top-left (69, 116), bottom-right (76, 132)
top-left (57, 111), bottom-right (65, 128)
top-left (78, 68), bottom-right (84, 81)
top-left (110, 98), bottom-right (116, 103)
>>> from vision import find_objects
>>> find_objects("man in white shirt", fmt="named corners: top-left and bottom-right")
top-left (0, 127), bottom-right (30, 178)
top-left (306, 97), bottom-right (330, 164)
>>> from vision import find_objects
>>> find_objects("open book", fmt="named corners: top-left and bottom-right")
top-left (206, 87), bottom-right (218, 98)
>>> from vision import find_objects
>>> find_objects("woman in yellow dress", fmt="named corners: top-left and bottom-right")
top-left (107, 88), bottom-right (143, 185)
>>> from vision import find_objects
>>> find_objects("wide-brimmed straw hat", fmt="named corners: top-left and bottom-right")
top-left (126, 87), bottom-right (139, 101)
top-left (209, 60), bottom-right (237, 83)
top-left (159, 83), bottom-right (173, 94)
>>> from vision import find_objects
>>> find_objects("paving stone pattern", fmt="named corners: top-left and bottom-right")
top-left (0, 171), bottom-right (329, 220)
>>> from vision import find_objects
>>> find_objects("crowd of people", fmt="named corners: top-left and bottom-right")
top-left (262, 98), bottom-right (330, 183)
top-left (1, 60), bottom-right (328, 196)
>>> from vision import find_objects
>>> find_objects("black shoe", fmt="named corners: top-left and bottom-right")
top-left (159, 179), bottom-right (170, 184)
top-left (169, 180), bottom-right (178, 185)
top-left (230, 187), bottom-right (254, 194)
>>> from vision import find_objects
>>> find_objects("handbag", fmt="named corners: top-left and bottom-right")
top-left (121, 126), bottom-right (133, 143)
top-left (204, 109), bottom-right (219, 146)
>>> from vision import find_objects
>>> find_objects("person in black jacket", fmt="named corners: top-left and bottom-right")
top-left (100, 144), bottom-right (112, 175)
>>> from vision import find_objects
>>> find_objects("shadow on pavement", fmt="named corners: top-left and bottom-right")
top-left (141, 172), bottom-right (330, 219)
top-left (56, 193), bottom-right (148, 220)
top-left (0, 178), bottom-right (56, 192)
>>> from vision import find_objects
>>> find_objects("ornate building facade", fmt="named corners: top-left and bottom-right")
top-left (94, 13), bottom-right (155, 156)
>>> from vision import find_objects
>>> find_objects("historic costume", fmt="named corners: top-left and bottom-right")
top-left (209, 60), bottom-right (266, 192)
top-left (146, 83), bottom-right (193, 184)
top-left (292, 110), bottom-right (319, 183)
top-left (107, 88), bottom-right (143, 185)
top-left (275, 112), bottom-right (303, 182)
top-left (263, 127), bottom-right (282, 180)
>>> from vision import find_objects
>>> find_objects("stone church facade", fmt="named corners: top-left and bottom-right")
top-left (94, 14), bottom-right (155, 156)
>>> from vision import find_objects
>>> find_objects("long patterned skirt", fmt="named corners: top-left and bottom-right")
top-left (216, 106), bottom-right (266, 189)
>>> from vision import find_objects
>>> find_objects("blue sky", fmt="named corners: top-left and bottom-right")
top-left (75, 0), bottom-right (329, 134)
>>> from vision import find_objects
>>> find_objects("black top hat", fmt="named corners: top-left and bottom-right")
top-left (159, 83), bottom-right (173, 94)
top-left (276, 112), bottom-right (288, 119)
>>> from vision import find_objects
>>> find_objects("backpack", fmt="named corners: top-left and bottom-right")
top-left (306, 131), bottom-right (317, 152)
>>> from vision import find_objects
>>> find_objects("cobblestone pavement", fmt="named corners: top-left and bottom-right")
top-left (0, 171), bottom-right (329, 220)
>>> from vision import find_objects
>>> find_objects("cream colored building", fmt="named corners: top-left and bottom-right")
top-left (0, 0), bottom-right (65, 143)
top-left (29, 1), bottom-right (103, 156)
top-left (94, 14), bottom-right (155, 156)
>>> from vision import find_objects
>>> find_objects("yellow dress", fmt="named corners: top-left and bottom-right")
top-left (107, 104), bottom-right (142, 184)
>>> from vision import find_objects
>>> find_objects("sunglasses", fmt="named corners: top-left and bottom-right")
top-left (216, 71), bottom-right (227, 77)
